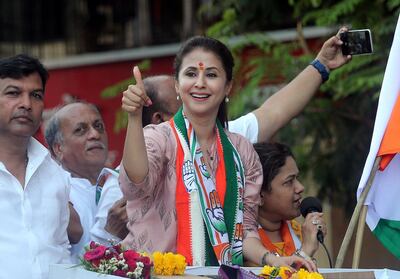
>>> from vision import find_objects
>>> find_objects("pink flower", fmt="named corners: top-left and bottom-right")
top-left (89, 241), bottom-right (99, 249)
top-left (123, 250), bottom-right (141, 261)
top-left (91, 259), bottom-right (101, 268)
top-left (112, 243), bottom-right (124, 254)
top-left (139, 256), bottom-right (151, 266)
top-left (126, 259), bottom-right (137, 270)
top-left (142, 264), bottom-right (152, 279)
top-left (83, 245), bottom-right (107, 261)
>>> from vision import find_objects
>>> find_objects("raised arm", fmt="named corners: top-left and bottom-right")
top-left (121, 66), bottom-right (153, 183)
top-left (253, 28), bottom-right (352, 142)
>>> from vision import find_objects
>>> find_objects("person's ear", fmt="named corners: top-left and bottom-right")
top-left (174, 80), bottom-right (180, 98)
top-left (151, 112), bottom-right (163, 125)
top-left (52, 142), bottom-right (64, 161)
top-left (225, 80), bottom-right (233, 95)
top-left (259, 191), bottom-right (265, 206)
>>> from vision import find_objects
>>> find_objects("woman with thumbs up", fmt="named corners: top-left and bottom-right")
top-left (119, 36), bottom-right (316, 271)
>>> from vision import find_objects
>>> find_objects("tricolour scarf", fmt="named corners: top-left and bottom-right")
top-left (170, 108), bottom-right (245, 266)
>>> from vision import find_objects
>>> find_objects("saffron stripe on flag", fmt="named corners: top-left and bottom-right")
top-left (357, 14), bottom-right (400, 259)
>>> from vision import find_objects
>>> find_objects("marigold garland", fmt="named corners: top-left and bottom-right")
top-left (259, 265), bottom-right (324, 279)
top-left (152, 251), bottom-right (187, 276)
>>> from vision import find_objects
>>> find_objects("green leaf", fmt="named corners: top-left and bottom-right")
top-left (100, 59), bottom-right (151, 99)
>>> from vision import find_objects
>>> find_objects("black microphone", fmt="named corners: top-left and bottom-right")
top-left (300, 197), bottom-right (324, 244)
top-left (300, 197), bottom-right (333, 268)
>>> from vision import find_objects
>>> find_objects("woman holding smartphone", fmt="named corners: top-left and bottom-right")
top-left (119, 36), bottom-right (316, 270)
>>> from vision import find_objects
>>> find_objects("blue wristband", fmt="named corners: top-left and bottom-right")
top-left (310, 59), bottom-right (329, 83)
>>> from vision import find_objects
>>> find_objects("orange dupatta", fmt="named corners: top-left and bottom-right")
top-left (258, 221), bottom-right (297, 256)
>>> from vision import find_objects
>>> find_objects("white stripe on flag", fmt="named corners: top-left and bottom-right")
top-left (357, 14), bottom-right (400, 217)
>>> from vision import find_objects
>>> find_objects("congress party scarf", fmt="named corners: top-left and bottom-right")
top-left (170, 108), bottom-right (245, 266)
top-left (257, 221), bottom-right (302, 256)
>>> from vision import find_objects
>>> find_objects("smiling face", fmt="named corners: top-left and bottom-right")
top-left (54, 103), bottom-right (108, 180)
top-left (0, 73), bottom-right (44, 139)
top-left (259, 156), bottom-right (305, 222)
top-left (175, 48), bottom-right (232, 120)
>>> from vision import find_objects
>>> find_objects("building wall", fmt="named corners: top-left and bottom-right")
top-left (38, 53), bottom-right (176, 167)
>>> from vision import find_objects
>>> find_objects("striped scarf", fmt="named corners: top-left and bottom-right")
top-left (170, 108), bottom-right (245, 266)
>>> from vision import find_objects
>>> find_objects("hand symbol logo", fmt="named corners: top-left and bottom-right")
top-left (205, 190), bottom-right (227, 235)
top-left (183, 160), bottom-right (196, 192)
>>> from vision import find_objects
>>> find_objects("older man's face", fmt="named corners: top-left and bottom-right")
top-left (56, 103), bottom-right (108, 176)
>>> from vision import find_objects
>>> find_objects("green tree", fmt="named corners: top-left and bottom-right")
top-left (199, 0), bottom-right (400, 212)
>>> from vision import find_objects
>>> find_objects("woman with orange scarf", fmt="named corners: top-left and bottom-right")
top-left (253, 142), bottom-right (327, 264)
top-left (119, 36), bottom-right (316, 271)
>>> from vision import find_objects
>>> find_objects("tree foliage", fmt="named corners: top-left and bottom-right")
top-left (199, 0), bottom-right (400, 212)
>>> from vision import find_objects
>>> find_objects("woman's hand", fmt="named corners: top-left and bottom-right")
top-left (121, 66), bottom-right (152, 183)
top-left (122, 66), bottom-right (152, 117)
top-left (267, 253), bottom-right (317, 272)
top-left (316, 27), bottom-right (352, 70)
top-left (301, 212), bottom-right (327, 257)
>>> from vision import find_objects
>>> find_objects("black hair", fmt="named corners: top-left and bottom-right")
top-left (173, 36), bottom-right (234, 127)
top-left (254, 142), bottom-right (294, 193)
top-left (0, 54), bottom-right (49, 89)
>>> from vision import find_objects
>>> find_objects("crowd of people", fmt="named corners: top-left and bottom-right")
top-left (0, 28), bottom-right (351, 279)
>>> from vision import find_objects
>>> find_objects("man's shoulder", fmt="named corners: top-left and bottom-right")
top-left (228, 112), bottom-right (258, 143)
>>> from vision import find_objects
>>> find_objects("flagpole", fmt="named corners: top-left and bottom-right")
top-left (335, 156), bottom-right (381, 268)
top-left (352, 204), bottom-right (368, 267)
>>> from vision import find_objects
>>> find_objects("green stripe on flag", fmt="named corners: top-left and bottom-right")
top-left (373, 218), bottom-right (400, 259)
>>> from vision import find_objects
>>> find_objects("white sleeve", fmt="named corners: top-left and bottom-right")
top-left (228, 112), bottom-right (259, 144)
top-left (90, 175), bottom-right (123, 245)
top-left (58, 168), bottom-right (72, 261)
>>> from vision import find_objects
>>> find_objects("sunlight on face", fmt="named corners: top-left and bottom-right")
top-left (175, 48), bottom-right (231, 120)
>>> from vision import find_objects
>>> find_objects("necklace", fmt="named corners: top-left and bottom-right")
top-left (206, 149), bottom-right (214, 161)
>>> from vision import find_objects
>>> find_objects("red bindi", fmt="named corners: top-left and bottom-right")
top-left (198, 62), bottom-right (204, 70)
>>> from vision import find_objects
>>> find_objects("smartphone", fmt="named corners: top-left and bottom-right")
top-left (340, 29), bottom-right (373, 55)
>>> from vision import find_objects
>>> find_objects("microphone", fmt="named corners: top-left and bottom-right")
top-left (300, 197), bottom-right (333, 268)
top-left (300, 197), bottom-right (324, 243)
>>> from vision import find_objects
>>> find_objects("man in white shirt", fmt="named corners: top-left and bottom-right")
top-left (0, 54), bottom-right (71, 279)
top-left (45, 102), bottom-right (125, 262)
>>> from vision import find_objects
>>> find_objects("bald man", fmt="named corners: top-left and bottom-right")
top-left (45, 102), bottom-right (126, 262)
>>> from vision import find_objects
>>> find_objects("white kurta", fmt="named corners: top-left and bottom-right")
top-left (0, 138), bottom-right (71, 279)
top-left (69, 168), bottom-right (118, 262)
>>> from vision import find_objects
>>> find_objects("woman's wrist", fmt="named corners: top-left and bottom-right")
top-left (261, 250), bottom-right (279, 266)
top-left (310, 59), bottom-right (330, 83)
top-left (294, 249), bottom-right (317, 264)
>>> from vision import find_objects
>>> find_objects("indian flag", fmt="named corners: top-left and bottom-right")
top-left (357, 15), bottom-right (400, 259)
